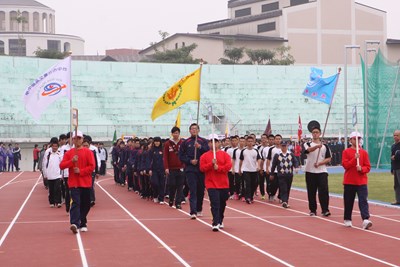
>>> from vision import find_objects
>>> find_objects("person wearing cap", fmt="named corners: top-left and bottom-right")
top-left (60, 130), bottom-right (95, 234)
top-left (342, 131), bottom-right (372, 229)
top-left (303, 126), bottom-right (332, 217)
top-left (178, 123), bottom-right (210, 219)
top-left (391, 130), bottom-right (400, 205)
top-left (270, 140), bottom-right (299, 208)
top-left (200, 134), bottom-right (232, 231)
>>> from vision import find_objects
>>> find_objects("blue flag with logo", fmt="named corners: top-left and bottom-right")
top-left (302, 67), bottom-right (339, 105)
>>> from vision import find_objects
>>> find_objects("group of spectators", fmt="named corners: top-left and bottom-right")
top-left (0, 142), bottom-right (21, 172)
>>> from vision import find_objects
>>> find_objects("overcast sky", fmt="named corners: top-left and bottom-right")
top-left (38, 0), bottom-right (400, 55)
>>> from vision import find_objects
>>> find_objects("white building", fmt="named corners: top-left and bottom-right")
top-left (0, 0), bottom-right (84, 56)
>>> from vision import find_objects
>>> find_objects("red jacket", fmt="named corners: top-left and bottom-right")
top-left (200, 150), bottom-right (232, 189)
top-left (163, 139), bottom-right (184, 170)
top-left (59, 147), bottom-right (95, 188)
top-left (342, 147), bottom-right (371, 185)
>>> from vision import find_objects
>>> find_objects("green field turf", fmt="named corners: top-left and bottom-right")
top-left (292, 172), bottom-right (395, 203)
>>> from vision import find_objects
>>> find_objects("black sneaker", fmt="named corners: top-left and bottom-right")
top-left (309, 211), bottom-right (316, 216)
top-left (322, 211), bottom-right (331, 217)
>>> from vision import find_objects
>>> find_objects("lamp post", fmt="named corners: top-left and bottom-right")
top-left (364, 40), bottom-right (380, 153)
top-left (344, 45), bottom-right (360, 144)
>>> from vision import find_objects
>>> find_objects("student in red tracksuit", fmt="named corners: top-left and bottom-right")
top-left (342, 131), bottom-right (372, 230)
top-left (60, 130), bottom-right (95, 234)
top-left (200, 134), bottom-right (232, 232)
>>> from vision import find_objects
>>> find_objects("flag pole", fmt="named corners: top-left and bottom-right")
top-left (315, 68), bottom-right (342, 164)
top-left (68, 52), bottom-right (73, 147)
top-left (194, 60), bottom-right (203, 160)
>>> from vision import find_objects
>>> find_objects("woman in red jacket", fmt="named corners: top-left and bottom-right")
top-left (342, 131), bottom-right (372, 230)
top-left (200, 134), bottom-right (232, 231)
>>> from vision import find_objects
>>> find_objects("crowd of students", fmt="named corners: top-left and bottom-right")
top-left (33, 122), bottom-right (373, 233)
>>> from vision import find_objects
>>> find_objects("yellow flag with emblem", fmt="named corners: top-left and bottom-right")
top-left (151, 68), bottom-right (201, 121)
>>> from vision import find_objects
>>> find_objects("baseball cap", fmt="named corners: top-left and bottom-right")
top-left (349, 131), bottom-right (362, 139)
top-left (208, 134), bottom-right (219, 141)
top-left (281, 140), bottom-right (289, 146)
top-left (72, 130), bottom-right (83, 138)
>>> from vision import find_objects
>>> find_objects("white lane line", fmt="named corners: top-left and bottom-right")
top-left (0, 172), bottom-right (25, 190)
top-left (96, 181), bottom-right (191, 267)
top-left (0, 174), bottom-right (40, 247)
top-left (174, 207), bottom-right (294, 267)
top-left (75, 232), bottom-right (88, 267)
top-left (252, 198), bottom-right (400, 242)
top-left (290, 195), bottom-right (400, 223)
top-left (221, 200), bottom-right (399, 267)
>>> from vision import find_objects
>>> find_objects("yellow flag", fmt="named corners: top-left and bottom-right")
top-left (151, 68), bottom-right (201, 121)
top-left (174, 110), bottom-right (181, 129)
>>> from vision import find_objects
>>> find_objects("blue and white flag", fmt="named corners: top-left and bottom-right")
top-left (302, 67), bottom-right (339, 105)
top-left (22, 57), bottom-right (71, 120)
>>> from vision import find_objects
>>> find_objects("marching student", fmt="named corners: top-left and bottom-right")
top-left (42, 141), bottom-right (63, 208)
top-left (225, 136), bottom-right (238, 199)
top-left (86, 135), bottom-right (101, 207)
top-left (257, 134), bottom-right (269, 200)
top-left (303, 126), bottom-right (332, 217)
top-left (117, 140), bottom-right (128, 187)
top-left (232, 137), bottom-right (246, 200)
top-left (163, 127), bottom-right (185, 209)
top-left (270, 140), bottom-right (299, 208)
top-left (342, 132), bottom-right (372, 229)
top-left (149, 137), bottom-right (166, 204)
top-left (239, 136), bottom-right (261, 204)
top-left (60, 130), bottom-right (95, 234)
top-left (60, 133), bottom-right (72, 213)
top-left (98, 142), bottom-right (108, 176)
top-left (260, 134), bottom-right (275, 200)
top-left (200, 134), bottom-right (232, 231)
top-left (266, 134), bottom-right (283, 202)
top-left (139, 142), bottom-right (152, 199)
top-left (178, 123), bottom-right (209, 219)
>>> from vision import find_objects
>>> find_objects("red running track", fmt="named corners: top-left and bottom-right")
top-left (0, 171), bottom-right (399, 267)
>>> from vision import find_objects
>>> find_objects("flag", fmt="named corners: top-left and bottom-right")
top-left (22, 57), bottom-right (71, 120)
top-left (298, 115), bottom-right (302, 140)
top-left (302, 67), bottom-right (339, 105)
top-left (151, 68), bottom-right (201, 121)
top-left (112, 129), bottom-right (117, 143)
top-left (174, 110), bottom-right (181, 129)
top-left (225, 121), bottom-right (230, 137)
top-left (264, 118), bottom-right (272, 135)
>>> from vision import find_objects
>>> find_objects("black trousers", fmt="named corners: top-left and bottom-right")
top-left (343, 184), bottom-right (370, 221)
top-left (305, 172), bottom-right (330, 213)
top-left (278, 174), bottom-right (293, 203)
top-left (64, 177), bottom-right (70, 212)
top-left (100, 160), bottom-right (106, 175)
top-left (48, 178), bottom-right (61, 205)
top-left (168, 169), bottom-right (184, 206)
top-left (243, 171), bottom-right (258, 201)
top-left (70, 187), bottom-right (91, 228)
top-left (208, 188), bottom-right (229, 226)
top-left (268, 172), bottom-right (279, 197)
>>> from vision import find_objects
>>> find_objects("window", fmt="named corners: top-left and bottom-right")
top-left (0, 41), bottom-right (4, 54)
top-left (33, 12), bottom-right (39, 31)
top-left (0, 12), bottom-right (5, 31)
top-left (64, 42), bottom-right (71, 53)
top-left (257, 22), bottom-right (276, 33)
top-left (262, 2), bottom-right (279, 12)
top-left (175, 43), bottom-right (178, 49)
top-left (182, 42), bottom-right (185, 47)
top-left (22, 11), bottom-right (29, 32)
top-left (47, 40), bottom-right (61, 52)
top-left (290, 0), bottom-right (309, 6)
top-left (9, 39), bottom-right (26, 56)
top-left (235, 7), bottom-right (251, 18)
top-left (10, 11), bottom-right (18, 31)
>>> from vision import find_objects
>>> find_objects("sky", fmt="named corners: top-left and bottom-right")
top-left (37, 0), bottom-right (400, 55)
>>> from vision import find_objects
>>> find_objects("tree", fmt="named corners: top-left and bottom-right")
top-left (13, 10), bottom-right (28, 56)
top-left (245, 49), bottom-right (275, 65)
top-left (219, 47), bottom-right (244, 64)
top-left (144, 43), bottom-right (201, 64)
top-left (34, 48), bottom-right (70, 59)
top-left (149, 30), bottom-right (170, 52)
top-left (270, 45), bottom-right (295, 65)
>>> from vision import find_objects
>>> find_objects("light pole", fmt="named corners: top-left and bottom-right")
top-left (344, 45), bottom-right (360, 144)
top-left (364, 40), bottom-right (380, 153)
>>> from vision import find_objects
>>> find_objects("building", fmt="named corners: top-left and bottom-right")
top-left (0, 0), bottom-right (84, 57)
top-left (140, 0), bottom-right (400, 65)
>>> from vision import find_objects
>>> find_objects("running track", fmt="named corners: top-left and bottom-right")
top-left (0, 171), bottom-right (399, 267)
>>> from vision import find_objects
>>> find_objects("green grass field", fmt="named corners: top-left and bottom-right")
top-left (292, 172), bottom-right (395, 203)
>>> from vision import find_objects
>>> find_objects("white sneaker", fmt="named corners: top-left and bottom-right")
top-left (219, 223), bottom-right (224, 229)
top-left (159, 201), bottom-right (165, 205)
top-left (153, 198), bottom-right (159, 203)
top-left (362, 219), bottom-right (372, 230)
top-left (190, 214), bottom-right (197, 220)
top-left (212, 225), bottom-right (219, 232)
top-left (268, 196), bottom-right (275, 202)
top-left (197, 212), bottom-right (203, 217)
top-left (80, 227), bottom-right (88, 232)
top-left (70, 224), bottom-right (78, 234)
top-left (344, 220), bottom-right (352, 227)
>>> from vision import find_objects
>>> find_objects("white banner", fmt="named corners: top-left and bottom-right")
top-left (22, 57), bottom-right (71, 120)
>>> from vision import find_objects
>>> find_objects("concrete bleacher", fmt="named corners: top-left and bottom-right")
top-left (0, 56), bottom-right (364, 142)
